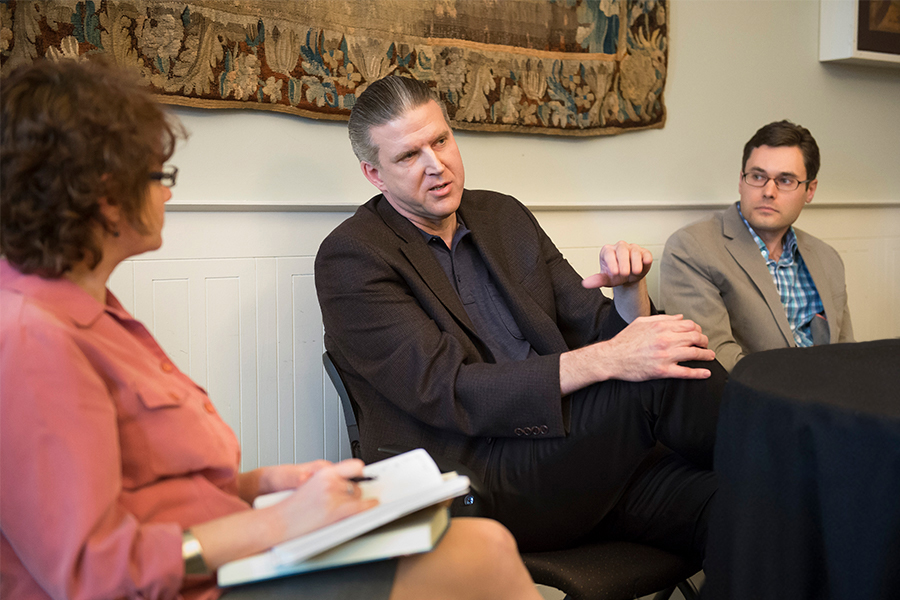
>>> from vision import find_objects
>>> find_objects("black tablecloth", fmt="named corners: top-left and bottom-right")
top-left (702, 339), bottom-right (900, 600)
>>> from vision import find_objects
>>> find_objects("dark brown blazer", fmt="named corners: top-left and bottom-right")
top-left (315, 190), bottom-right (627, 479)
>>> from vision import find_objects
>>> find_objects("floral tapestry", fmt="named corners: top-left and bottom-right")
top-left (0, 0), bottom-right (668, 137)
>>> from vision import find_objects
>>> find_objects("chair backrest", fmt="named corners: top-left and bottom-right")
top-left (323, 351), bottom-right (362, 459)
top-left (322, 351), bottom-right (489, 517)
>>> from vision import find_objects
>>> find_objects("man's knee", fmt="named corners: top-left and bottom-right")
top-left (599, 452), bottom-right (717, 561)
top-left (679, 358), bottom-right (729, 392)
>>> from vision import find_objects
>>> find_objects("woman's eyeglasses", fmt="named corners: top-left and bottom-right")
top-left (149, 165), bottom-right (178, 188)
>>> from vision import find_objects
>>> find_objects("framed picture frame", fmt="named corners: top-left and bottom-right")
top-left (820, 0), bottom-right (900, 67)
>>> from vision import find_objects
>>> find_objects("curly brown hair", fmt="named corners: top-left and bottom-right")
top-left (1, 58), bottom-right (186, 277)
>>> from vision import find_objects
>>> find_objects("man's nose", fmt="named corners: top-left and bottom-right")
top-left (422, 148), bottom-right (445, 174)
top-left (762, 178), bottom-right (778, 196)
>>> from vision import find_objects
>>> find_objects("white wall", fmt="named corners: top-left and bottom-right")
top-left (169, 0), bottom-right (900, 210)
top-left (113, 0), bottom-right (900, 469)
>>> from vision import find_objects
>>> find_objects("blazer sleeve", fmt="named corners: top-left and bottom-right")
top-left (660, 227), bottom-right (746, 372)
top-left (837, 300), bottom-right (854, 343)
top-left (831, 253), bottom-right (854, 344)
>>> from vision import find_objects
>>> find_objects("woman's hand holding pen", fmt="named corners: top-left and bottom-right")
top-left (238, 458), bottom-right (378, 502)
top-left (269, 459), bottom-right (380, 541)
top-left (238, 460), bottom-right (332, 502)
top-left (189, 459), bottom-right (378, 571)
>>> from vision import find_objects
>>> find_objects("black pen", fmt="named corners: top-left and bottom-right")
top-left (347, 476), bottom-right (376, 483)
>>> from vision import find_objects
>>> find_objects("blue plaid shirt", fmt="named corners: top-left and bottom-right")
top-left (738, 203), bottom-right (823, 347)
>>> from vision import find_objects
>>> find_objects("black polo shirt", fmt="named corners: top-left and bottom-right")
top-left (421, 217), bottom-right (537, 363)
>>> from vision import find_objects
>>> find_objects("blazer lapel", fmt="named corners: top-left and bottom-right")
top-left (460, 200), bottom-right (570, 355)
top-left (796, 229), bottom-right (838, 343)
top-left (723, 204), bottom-right (795, 346)
top-left (375, 197), bottom-right (478, 336)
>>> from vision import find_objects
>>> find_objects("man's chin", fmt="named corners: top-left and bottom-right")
top-left (425, 194), bottom-right (461, 216)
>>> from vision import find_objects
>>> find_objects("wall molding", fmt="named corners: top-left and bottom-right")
top-left (167, 201), bottom-right (900, 213)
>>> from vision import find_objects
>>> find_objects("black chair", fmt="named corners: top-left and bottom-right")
top-left (323, 352), bottom-right (701, 600)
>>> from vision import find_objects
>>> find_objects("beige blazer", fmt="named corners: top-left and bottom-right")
top-left (660, 203), bottom-right (853, 372)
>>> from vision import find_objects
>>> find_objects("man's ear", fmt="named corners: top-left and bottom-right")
top-left (360, 161), bottom-right (387, 192)
top-left (805, 179), bottom-right (818, 204)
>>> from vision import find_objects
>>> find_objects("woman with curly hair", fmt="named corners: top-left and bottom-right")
top-left (0, 58), bottom-right (541, 600)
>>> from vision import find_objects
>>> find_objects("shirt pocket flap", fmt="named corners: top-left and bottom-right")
top-left (134, 383), bottom-right (188, 410)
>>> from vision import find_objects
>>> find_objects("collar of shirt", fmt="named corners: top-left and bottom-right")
top-left (1, 259), bottom-right (130, 328)
top-left (736, 201), bottom-right (798, 267)
top-left (418, 215), bottom-right (471, 250)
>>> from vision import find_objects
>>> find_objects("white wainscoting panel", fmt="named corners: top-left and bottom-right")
top-left (110, 255), bottom-right (351, 473)
top-left (274, 257), bottom-right (347, 466)
top-left (105, 205), bottom-right (898, 473)
top-left (128, 259), bottom-right (260, 471)
top-left (254, 258), bottom-right (280, 468)
top-left (828, 238), bottom-right (886, 344)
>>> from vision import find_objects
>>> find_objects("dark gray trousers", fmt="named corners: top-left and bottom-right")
top-left (484, 360), bottom-right (726, 561)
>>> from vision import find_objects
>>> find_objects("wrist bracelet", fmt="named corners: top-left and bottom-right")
top-left (182, 529), bottom-right (209, 576)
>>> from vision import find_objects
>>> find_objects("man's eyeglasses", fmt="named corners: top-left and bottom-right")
top-left (149, 165), bottom-right (179, 188)
top-left (741, 171), bottom-right (810, 192)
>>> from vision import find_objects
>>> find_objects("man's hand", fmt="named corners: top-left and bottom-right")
top-left (560, 314), bottom-right (716, 394)
top-left (602, 314), bottom-right (716, 381)
top-left (582, 241), bottom-right (653, 289)
top-left (581, 241), bottom-right (653, 324)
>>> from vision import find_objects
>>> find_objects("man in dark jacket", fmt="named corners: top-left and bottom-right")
top-left (315, 76), bottom-right (725, 558)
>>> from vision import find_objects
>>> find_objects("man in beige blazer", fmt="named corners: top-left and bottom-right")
top-left (661, 120), bottom-right (853, 373)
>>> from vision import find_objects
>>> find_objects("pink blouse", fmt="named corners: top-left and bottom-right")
top-left (1, 260), bottom-right (247, 599)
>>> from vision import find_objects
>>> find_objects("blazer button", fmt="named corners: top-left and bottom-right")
top-left (514, 428), bottom-right (524, 436)
top-left (161, 361), bottom-right (174, 373)
top-left (540, 425), bottom-right (549, 434)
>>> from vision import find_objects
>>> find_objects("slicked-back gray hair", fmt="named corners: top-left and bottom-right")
top-left (348, 76), bottom-right (450, 166)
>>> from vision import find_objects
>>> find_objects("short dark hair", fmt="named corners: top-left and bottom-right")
top-left (348, 76), bottom-right (449, 166)
top-left (1, 58), bottom-right (185, 277)
top-left (742, 120), bottom-right (820, 183)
